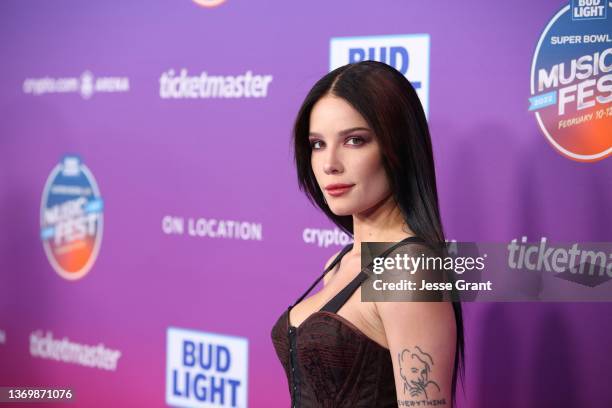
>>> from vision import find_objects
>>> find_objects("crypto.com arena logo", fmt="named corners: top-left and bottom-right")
top-left (529, 1), bottom-right (612, 162)
top-left (40, 156), bottom-right (104, 280)
top-left (192, 0), bottom-right (226, 7)
top-left (22, 70), bottom-right (130, 100)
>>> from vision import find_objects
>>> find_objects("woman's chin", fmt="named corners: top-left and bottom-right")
top-left (327, 204), bottom-right (356, 217)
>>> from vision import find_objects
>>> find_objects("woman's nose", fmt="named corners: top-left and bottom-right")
top-left (323, 149), bottom-right (343, 175)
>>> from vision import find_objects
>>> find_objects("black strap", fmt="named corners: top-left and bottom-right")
top-left (320, 236), bottom-right (426, 313)
top-left (292, 243), bottom-right (354, 307)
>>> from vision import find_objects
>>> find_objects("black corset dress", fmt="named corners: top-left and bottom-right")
top-left (271, 236), bottom-right (426, 407)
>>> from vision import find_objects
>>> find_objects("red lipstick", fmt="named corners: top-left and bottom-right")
top-left (324, 183), bottom-right (355, 197)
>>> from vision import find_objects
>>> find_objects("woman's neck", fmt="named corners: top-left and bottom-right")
top-left (350, 193), bottom-right (414, 257)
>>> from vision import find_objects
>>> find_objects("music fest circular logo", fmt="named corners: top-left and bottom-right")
top-left (40, 156), bottom-right (104, 280)
top-left (529, 1), bottom-right (611, 162)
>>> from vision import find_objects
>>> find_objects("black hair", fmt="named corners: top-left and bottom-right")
top-left (292, 60), bottom-right (465, 405)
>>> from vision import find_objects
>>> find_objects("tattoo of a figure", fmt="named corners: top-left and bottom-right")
top-left (398, 346), bottom-right (441, 399)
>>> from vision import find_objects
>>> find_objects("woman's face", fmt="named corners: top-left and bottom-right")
top-left (309, 94), bottom-right (392, 216)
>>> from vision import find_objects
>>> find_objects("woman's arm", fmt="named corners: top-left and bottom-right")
top-left (376, 299), bottom-right (456, 407)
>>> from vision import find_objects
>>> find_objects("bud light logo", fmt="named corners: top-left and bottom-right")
top-left (40, 156), bottom-right (104, 280)
top-left (571, 0), bottom-right (608, 20)
top-left (529, 1), bottom-right (612, 162)
top-left (166, 327), bottom-right (248, 408)
top-left (330, 34), bottom-right (430, 118)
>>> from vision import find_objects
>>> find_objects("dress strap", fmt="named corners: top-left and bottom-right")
top-left (292, 243), bottom-right (354, 307)
top-left (320, 236), bottom-right (426, 313)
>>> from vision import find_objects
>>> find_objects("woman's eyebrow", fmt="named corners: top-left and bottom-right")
top-left (308, 127), bottom-right (371, 138)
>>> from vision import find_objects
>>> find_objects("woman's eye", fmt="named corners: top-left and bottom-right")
top-left (310, 137), bottom-right (365, 150)
top-left (346, 136), bottom-right (365, 146)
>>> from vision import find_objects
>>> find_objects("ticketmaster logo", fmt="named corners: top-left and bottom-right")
top-left (159, 68), bottom-right (273, 99)
top-left (30, 330), bottom-right (122, 371)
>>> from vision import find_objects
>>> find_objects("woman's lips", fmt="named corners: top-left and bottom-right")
top-left (325, 184), bottom-right (354, 197)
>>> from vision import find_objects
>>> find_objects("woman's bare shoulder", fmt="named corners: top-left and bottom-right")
top-left (322, 249), bottom-right (342, 286)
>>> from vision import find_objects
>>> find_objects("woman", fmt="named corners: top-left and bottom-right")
top-left (271, 60), bottom-right (464, 407)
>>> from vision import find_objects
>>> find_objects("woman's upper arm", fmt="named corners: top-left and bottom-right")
top-left (377, 300), bottom-right (456, 407)
top-left (374, 242), bottom-right (456, 406)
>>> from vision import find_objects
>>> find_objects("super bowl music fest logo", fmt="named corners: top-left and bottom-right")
top-left (166, 327), bottom-right (248, 408)
top-left (529, 0), bottom-right (611, 162)
top-left (40, 155), bottom-right (104, 280)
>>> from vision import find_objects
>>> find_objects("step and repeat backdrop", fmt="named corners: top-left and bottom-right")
top-left (1, 0), bottom-right (611, 407)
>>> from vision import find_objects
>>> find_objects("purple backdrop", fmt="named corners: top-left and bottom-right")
top-left (1, 0), bottom-right (611, 407)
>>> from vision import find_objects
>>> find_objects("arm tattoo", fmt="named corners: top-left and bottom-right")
top-left (397, 346), bottom-right (446, 406)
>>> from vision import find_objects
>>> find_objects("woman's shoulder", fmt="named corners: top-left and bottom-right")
top-left (322, 249), bottom-right (343, 286)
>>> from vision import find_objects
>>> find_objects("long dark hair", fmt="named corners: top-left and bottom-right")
top-left (292, 60), bottom-right (465, 405)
